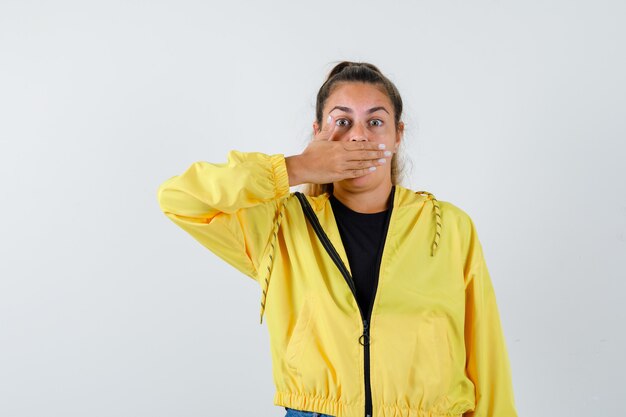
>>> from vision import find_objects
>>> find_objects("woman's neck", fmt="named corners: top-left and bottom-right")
top-left (331, 182), bottom-right (394, 214)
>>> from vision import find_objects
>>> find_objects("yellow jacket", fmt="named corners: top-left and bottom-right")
top-left (156, 150), bottom-right (518, 417)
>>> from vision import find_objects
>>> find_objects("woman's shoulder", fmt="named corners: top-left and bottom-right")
top-left (399, 185), bottom-right (475, 229)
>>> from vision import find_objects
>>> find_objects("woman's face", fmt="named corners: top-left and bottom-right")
top-left (313, 81), bottom-right (404, 188)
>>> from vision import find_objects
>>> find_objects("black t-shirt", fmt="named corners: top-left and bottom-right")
top-left (329, 186), bottom-right (394, 316)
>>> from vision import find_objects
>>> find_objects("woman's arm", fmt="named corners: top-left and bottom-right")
top-left (463, 217), bottom-right (519, 417)
top-left (156, 150), bottom-right (291, 282)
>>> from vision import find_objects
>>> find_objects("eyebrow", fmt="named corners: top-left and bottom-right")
top-left (329, 105), bottom-right (390, 115)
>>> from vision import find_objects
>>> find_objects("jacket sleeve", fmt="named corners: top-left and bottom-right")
top-left (156, 150), bottom-right (291, 283)
top-left (463, 217), bottom-right (518, 417)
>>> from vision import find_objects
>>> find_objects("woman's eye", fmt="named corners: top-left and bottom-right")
top-left (336, 119), bottom-right (350, 127)
top-left (370, 119), bottom-right (383, 127)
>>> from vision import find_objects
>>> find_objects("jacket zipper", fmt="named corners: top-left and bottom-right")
top-left (295, 187), bottom-right (395, 417)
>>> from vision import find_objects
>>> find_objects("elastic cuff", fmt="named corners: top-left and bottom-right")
top-left (270, 153), bottom-right (290, 198)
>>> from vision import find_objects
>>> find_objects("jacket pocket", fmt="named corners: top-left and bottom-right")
top-left (285, 296), bottom-right (314, 370)
top-left (411, 316), bottom-right (452, 390)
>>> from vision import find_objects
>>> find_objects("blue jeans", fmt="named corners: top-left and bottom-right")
top-left (284, 406), bottom-right (335, 417)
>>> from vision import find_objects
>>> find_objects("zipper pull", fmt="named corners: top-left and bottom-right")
top-left (359, 319), bottom-right (370, 346)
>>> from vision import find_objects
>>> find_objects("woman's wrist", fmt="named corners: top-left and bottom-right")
top-left (285, 154), bottom-right (305, 186)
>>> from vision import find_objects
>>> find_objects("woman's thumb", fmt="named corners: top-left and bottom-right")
top-left (322, 115), bottom-right (336, 140)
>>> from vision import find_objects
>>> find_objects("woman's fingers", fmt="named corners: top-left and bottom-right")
top-left (352, 166), bottom-right (378, 177)
top-left (325, 115), bottom-right (339, 141)
top-left (343, 142), bottom-right (390, 162)
top-left (305, 125), bottom-right (392, 182)
top-left (314, 115), bottom-right (337, 142)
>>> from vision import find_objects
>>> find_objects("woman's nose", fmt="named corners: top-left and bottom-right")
top-left (348, 121), bottom-right (368, 141)
top-left (349, 135), bottom-right (367, 142)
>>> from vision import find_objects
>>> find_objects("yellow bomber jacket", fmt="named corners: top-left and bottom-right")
top-left (156, 150), bottom-right (518, 417)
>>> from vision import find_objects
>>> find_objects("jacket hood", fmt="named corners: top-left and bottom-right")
top-left (308, 186), bottom-right (442, 257)
top-left (414, 190), bottom-right (442, 256)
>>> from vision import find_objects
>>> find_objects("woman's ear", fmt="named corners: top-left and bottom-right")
top-left (313, 121), bottom-right (320, 135)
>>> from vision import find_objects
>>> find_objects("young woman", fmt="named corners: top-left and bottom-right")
top-left (157, 62), bottom-right (518, 417)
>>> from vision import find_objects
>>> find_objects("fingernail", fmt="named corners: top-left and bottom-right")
top-left (327, 115), bottom-right (332, 124)
top-left (384, 151), bottom-right (392, 156)
top-left (378, 143), bottom-right (386, 149)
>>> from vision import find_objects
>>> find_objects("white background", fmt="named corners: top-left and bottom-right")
top-left (1, 1), bottom-right (624, 416)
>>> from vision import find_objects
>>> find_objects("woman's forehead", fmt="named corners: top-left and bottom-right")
top-left (325, 82), bottom-right (392, 112)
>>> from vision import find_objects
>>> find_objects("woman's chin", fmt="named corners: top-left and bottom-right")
top-left (341, 172), bottom-right (376, 188)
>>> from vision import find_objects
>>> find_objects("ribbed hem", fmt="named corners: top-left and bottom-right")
top-left (274, 391), bottom-right (349, 417)
top-left (270, 153), bottom-right (290, 198)
top-left (376, 403), bottom-right (464, 417)
top-left (274, 390), bottom-right (467, 417)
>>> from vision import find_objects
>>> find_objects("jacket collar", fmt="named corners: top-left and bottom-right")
top-left (312, 184), bottom-right (442, 257)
